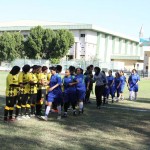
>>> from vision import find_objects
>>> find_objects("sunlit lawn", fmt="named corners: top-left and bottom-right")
top-left (0, 71), bottom-right (150, 150)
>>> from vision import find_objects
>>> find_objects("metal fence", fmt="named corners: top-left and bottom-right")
top-left (0, 58), bottom-right (150, 78)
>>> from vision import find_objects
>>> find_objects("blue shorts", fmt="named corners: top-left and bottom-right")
top-left (108, 86), bottom-right (115, 96)
top-left (64, 92), bottom-right (77, 104)
top-left (120, 85), bottom-right (125, 93)
top-left (129, 85), bottom-right (138, 92)
top-left (47, 92), bottom-right (63, 105)
top-left (76, 90), bottom-right (86, 101)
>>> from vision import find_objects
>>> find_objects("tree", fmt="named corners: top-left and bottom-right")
top-left (42, 29), bottom-right (56, 59)
top-left (50, 29), bottom-right (74, 59)
top-left (13, 32), bottom-right (24, 57)
top-left (0, 32), bottom-right (23, 62)
top-left (24, 27), bottom-right (75, 61)
top-left (24, 26), bottom-right (44, 59)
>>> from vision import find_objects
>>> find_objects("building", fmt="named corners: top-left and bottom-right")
top-left (0, 20), bottom-right (144, 70)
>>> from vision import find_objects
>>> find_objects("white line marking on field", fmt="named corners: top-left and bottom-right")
top-left (102, 106), bottom-right (150, 112)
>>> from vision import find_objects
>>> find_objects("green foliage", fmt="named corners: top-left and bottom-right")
top-left (24, 26), bottom-right (74, 61)
top-left (24, 26), bottom-right (45, 59)
top-left (0, 26), bottom-right (75, 62)
top-left (50, 58), bottom-right (60, 64)
top-left (50, 29), bottom-right (74, 59)
top-left (0, 32), bottom-right (24, 62)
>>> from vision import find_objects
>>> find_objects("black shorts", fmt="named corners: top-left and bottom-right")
top-left (28, 94), bottom-right (37, 104)
top-left (19, 94), bottom-right (29, 105)
top-left (37, 89), bottom-right (46, 101)
top-left (6, 96), bottom-right (17, 107)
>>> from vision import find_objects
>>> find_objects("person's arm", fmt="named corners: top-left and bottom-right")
top-left (49, 83), bottom-right (60, 91)
top-left (69, 77), bottom-right (78, 86)
top-left (49, 75), bottom-right (62, 91)
top-left (117, 78), bottom-right (121, 89)
top-left (110, 79), bottom-right (114, 87)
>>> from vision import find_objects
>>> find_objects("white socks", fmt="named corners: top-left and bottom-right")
top-left (45, 106), bottom-right (51, 116)
top-left (129, 91), bottom-right (133, 100)
top-left (135, 92), bottom-right (137, 100)
top-left (79, 101), bottom-right (83, 111)
top-left (129, 91), bottom-right (137, 100)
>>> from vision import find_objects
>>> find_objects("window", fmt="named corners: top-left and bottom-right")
top-left (80, 34), bottom-right (85, 37)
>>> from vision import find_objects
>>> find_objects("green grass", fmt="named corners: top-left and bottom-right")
top-left (0, 71), bottom-right (150, 150)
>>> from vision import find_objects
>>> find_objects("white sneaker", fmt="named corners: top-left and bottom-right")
top-left (40, 116), bottom-right (48, 121)
top-left (30, 114), bottom-right (35, 117)
top-left (26, 115), bottom-right (31, 119)
top-left (16, 116), bottom-right (23, 121)
top-left (21, 115), bottom-right (27, 119)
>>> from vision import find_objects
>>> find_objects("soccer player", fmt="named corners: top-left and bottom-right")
top-left (119, 71), bottom-right (126, 100)
top-left (75, 68), bottom-right (88, 114)
top-left (101, 71), bottom-right (108, 105)
top-left (128, 69), bottom-right (140, 101)
top-left (36, 66), bottom-right (43, 116)
top-left (84, 66), bottom-right (93, 104)
top-left (37, 66), bottom-right (48, 116)
top-left (114, 72), bottom-right (121, 102)
top-left (4, 66), bottom-right (20, 122)
top-left (106, 70), bottom-right (115, 103)
top-left (16, 64), bottom-right (31, 120)
top-left (41, 66), bottom-right (63, 121)
top-left (28, 65), bottom-right (38, 116)
top-left (63, 69), bottom-right (78, 117)
top-left (94, 67), bottom-right (106, 109)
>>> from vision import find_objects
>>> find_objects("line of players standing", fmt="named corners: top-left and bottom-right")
top-left (4, 64), bottom-right (140, 122)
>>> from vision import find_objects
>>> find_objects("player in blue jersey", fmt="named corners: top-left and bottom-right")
top-left (106, 70), bottom-right (115, 103)
top-left (128, 69), bottom-right (140, 101)
top-left (41, 66), bottom-right (63, 121)
top-left (119, 71), bottom-right (126, 100)
top-left (75, 68), bottom-right (89, 114)
top-left (101, 71), bottom-right (108, 105)
top-left (114, 72), bottom-right (121, 102)
top-left (63, 69), bottom-right (78, 117)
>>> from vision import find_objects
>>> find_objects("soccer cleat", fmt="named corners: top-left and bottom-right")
top-left (40, 116), bottom-right (48, 121)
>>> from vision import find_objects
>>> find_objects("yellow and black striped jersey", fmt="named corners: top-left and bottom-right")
top-left (18, 72), bottom-right (30, 94)
top-left (6, 73), bottom-right (19, 97)
top-left (28, 72), bottom-right (38, 94)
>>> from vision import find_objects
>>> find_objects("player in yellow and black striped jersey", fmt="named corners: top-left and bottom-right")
top-left (28, 65), bottom-right (38, 116)
top-left (16, 65), bottom-right (31, 120)
top-left (4, 66), bottom-right (20, 122)
top-left (36, 66), bottom-right (48, 116)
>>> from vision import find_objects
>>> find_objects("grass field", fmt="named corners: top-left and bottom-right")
top-left (0, 71), bottom-right (150, 150)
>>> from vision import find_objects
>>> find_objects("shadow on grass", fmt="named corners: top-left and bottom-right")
top-left (0, 95), bottom-right (150, 150)
top-left (136, 98), bottom-right (150, 104)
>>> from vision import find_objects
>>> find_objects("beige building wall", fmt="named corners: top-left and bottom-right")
top-left (112, 59), bottom-right (143, 71)
top-left (144, 51), bottom-right (150, 76)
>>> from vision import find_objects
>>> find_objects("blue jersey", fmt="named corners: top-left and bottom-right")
top-left (114, 77), bottom-right (121, 87)
top-left (120, 76), bottom-right (126, 86)
top-left (128, 74), bottom-right (140, 87)
top-left (63, 75), bottom-right (76, 93)
top-left (75, 74), bottom-right (86, 91)
top-left (49, 73), bottom-right (62, 94)
top-left (107, 75), bottom-right (115, 86)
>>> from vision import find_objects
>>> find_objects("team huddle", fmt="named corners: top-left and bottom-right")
top-left (4, 64), bottom-right (140, 122)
